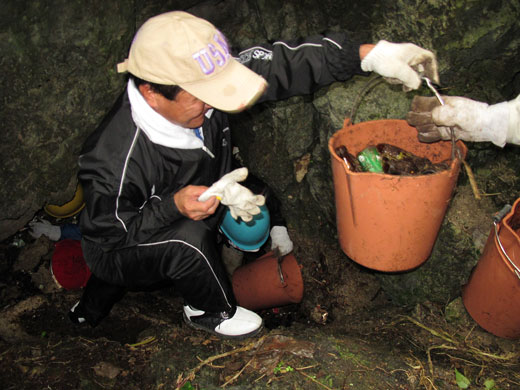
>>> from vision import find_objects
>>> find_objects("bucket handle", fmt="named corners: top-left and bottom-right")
top-left (348, 75), bottom-right (384, 125)
top-left (493, 204), bottom-right (520, 280)
top-left (274, 249), bottom-right (288, 287)
top-left (277, 258), bottom-right (285, 285)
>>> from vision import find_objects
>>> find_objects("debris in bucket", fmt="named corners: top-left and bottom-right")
top-left (335, 146), bottom-right (362, 172)
top-left (336, 143), bottom-right (449, 175)
top-left (376, 143), bottom-right (449, 175)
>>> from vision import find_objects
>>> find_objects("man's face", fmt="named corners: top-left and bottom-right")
top-left (143, 86), bottom-right (212, 129)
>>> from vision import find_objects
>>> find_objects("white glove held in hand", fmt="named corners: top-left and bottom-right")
top-left (432, 96), bottom-right (511, 147)
top-left (198, 168), bottom-right (265, 222)
top-left (29, 220), bottom-right (61, 241)
top-left (361, 40), bottom-right (439, 90)
top-left (270, 226), bottom-right (294, 256)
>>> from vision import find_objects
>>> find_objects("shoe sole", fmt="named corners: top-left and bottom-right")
top-left (182, 313), bottom-right (264, 340)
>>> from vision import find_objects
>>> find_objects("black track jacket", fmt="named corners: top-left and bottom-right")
top-left (78, 32), bottom-right (366, 251)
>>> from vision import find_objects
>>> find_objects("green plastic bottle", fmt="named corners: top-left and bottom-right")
top-left (357, 146), bottom-right (383, 173)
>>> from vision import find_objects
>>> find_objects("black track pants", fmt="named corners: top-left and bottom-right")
top-left (78, 218), bottom-right (235, 326)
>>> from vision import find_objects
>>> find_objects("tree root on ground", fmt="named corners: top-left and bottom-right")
top-left (175, 335), bottom-right (267, 389)
top-left (395, 315), bottom-right (519, 389)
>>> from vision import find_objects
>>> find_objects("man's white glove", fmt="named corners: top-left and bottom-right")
top-left (28, 220), bottom-right (61, 241)
top-left (270, 226), bottom-right (294, 256)
top-left (198, 167), bottom-right (265, 222)
top-left (361, 40), bottom-right (439, 91)
top-left (407, 95), bottom-right (517, 147)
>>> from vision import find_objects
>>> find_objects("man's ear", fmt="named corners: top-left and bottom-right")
top-left (138, 83), bottom-right (158, 108)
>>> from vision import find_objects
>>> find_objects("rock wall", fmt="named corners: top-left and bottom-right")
top-left (1, 0), bottom-right (135, 238)
top-left (2, 0), bottom-right (519, 306)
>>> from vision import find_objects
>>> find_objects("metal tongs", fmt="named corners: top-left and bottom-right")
top-left (422, 77), bottom-right (460, 161)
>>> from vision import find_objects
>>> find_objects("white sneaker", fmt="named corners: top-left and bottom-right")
top-left (183, 305), bottom-right (263, 339)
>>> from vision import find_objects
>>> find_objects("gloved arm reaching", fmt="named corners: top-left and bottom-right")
top-left (406, 94), bottom-right (520, 147)
top-left (360, 40), bottom-right (439, 91)
top-left (198, 168), bottom-right (265, 222)
top-left (270, 225), bottom-right (294, 256)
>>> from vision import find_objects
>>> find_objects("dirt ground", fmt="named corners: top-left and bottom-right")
top-left (1, 216), bottom-right (519, 390)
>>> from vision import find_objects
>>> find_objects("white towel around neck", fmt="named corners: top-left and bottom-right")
top-left (127, 79), bottom-right (213, 149)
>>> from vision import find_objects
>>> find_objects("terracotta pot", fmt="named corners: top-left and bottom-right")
top-left (232, 251), bottom-right (303, 311)
top-left (328, 119), bottom-right (467, 272)
top-left (462, 199), bottom-right (520, 339)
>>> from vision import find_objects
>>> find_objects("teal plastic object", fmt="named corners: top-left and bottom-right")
top-left (219, 205), bottom-right (270, 251)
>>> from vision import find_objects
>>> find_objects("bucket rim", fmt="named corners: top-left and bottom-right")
top-left (495, 198), bottom-right (520, 277)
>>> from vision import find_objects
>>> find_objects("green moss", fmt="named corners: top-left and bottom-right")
top-left (334, 343), bottom-right (371, 367)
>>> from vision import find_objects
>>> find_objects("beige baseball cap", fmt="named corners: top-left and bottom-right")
top-left (117, 11), bottom-right (267, 113)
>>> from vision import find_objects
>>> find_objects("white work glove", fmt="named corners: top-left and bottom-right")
top-left (270, 226), bottom-right (294, 256)
top-left (198, 167), bottom-right (265, 222)
top-left (28, 220), bottom-right (61, 241)
top-left (407, 95), bottom-right (516, 147)
top-left (361, 40), bottom-right (439, 91)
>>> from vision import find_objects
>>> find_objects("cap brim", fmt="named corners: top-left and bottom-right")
top-left (180, 59), bottom-right (267, 113)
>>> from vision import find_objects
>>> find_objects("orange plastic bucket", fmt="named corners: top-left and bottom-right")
top-left (462, 199), bottom-right (520, 339)
top-left (232, 251), bottom-right (303, 311)
top-left (328, 119), bottom-right (467, 272)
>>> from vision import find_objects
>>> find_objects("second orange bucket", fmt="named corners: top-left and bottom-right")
top-left (328, 119), bottom-right (467, 272)
top-left (462, 199), bottom-right (520, 339)
top-left (232, 251), bottom-right (304, 311)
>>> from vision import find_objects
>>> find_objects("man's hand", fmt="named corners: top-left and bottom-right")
top-left (198, 168), bottom-right (265, 222)
top-left (174, 185), bottom-right (219, 221)
top-left (406, 95), bottom-right (511, 147)
top-left (361, 40), bottom-right (439, 91)
top-left (406, 95), bottom-right (447, 142)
